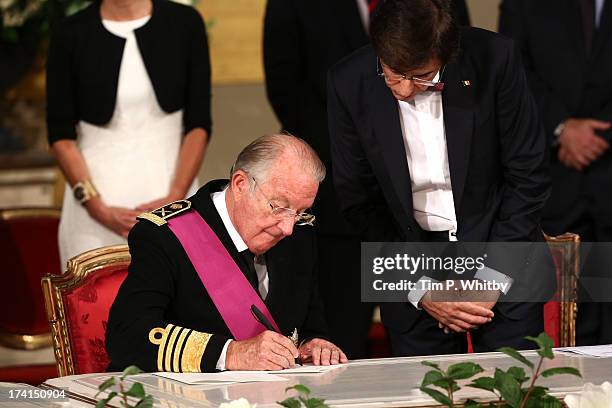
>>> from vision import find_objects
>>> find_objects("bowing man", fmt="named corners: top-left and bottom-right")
top-left (106, 134), bottom-right (347, 372)
top-left (327, 0), bottom-right (552, 355)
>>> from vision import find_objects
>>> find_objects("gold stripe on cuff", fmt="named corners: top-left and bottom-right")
top-left (173, 328), bottom-right (190, 372)
top-left (149, 324), bottom-right (173, 372)
top-left (180, 330), bottom-right (212, 373)
top-left (164, 326), bottom-right (181, 372)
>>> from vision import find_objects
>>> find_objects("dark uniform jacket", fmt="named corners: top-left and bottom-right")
top-left (106, 180), bottom-right (328, 373)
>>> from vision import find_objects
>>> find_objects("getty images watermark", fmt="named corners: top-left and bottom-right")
top-left (359, 242), bottom-right (612, 303)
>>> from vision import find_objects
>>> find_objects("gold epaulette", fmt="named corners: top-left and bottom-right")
top-left (137, 200), bottom-right (192, 226)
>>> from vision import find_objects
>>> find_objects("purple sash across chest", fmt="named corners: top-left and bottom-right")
top-left (167, 210), bottom-right (279, 340)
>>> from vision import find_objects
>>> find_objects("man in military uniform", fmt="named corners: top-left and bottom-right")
top-left (106, 134), bottom-right (347, 372)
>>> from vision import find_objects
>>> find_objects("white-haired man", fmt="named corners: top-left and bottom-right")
top-left (106, 134), bottom-right (347, 372)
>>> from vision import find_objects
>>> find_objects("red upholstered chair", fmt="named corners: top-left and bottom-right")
top-left (42, 245), bottom-right (130, 376)
top-left (0, 207), bottom-right (61, 350)
top-left (544, 233), bottom-right (580, 347)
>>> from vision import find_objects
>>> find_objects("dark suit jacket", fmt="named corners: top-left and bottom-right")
top-left (106, 180), bottom-right (328, 372)
top-left (263, 0), bottom-right (470, 235)
top-left (499, 0), bottom-right (612, 230)
top-left (327, 28), bottom-right (552, 327)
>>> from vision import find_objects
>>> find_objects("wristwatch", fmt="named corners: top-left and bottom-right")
top-left (553, 122), bottom-right (566, 137)
top-left (73, 180), bottom-right (99, 205)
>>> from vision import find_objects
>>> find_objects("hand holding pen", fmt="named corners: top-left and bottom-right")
top-left (251, 304), bottom-right (303, 365)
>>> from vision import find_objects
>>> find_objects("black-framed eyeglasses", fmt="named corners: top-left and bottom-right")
top-left (250, 177), bottom-right (316, 226)
top-left (376, 57), bottom-right (446, 91)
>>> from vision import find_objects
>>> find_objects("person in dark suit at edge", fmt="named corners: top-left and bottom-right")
top-left (327, 0), bottom-right (552, 355)
top-left (500, 0), bottom-right (612, 346)
top-left (263, 0), bottom-right (471, 359)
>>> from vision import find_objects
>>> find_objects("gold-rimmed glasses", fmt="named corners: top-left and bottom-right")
top-left (250, 177), bottom-right (316, 226)
top-left (377, 57), bottom-right (446, 91)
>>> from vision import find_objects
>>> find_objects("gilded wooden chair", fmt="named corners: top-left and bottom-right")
top-left (41, 245), bottom-right (130, 376)
top-left (0, 207), bottom-right (61, 350)
top-left (544, 233), bottom-right (580, 347)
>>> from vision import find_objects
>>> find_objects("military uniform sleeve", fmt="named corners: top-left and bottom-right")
top-left (105, 220), bottom-right (229, 373)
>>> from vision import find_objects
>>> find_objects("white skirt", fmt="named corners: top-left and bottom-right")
top-left (58, 111), bottom-right (198, 269)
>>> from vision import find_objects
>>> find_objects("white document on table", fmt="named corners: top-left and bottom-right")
top-left (153, 372), bottom-right (289, 385)
top-left (557, 344), bottom-right (612, 358)
top-left (233, 363), bottom-right (348, 375)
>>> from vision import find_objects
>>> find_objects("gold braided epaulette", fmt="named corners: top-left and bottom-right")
top-left (137, 200), bottom-right (192, 226)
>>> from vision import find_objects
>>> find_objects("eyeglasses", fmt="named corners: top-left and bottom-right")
top-left (377, 58), bottom-right (445, 91)
top-left (250, 177), bottom-right (316, 226)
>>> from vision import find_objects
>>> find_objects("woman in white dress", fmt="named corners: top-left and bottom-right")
top-left (46, 0), bottom-right (211, 267)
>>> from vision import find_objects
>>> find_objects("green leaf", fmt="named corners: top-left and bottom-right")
top-left (525, 333), bottom-right (554, 359)
top-left (430, 378), bottom-right (459, 392)
top-left (507, 367), bottom-right (528, 384)
top-left (95, 391), bottom-right (117, 408)
top-left (541, 367), bottom-right (582, 378)
top-left (125, 382), bottom-right (146, 398)
top-left (95, 400), bottom-right (108, 408)
top-left (134, 395), bottom-right (154, 408)
top-left (447, 362), bottom-right (484, 380)
top-left (420, 386), bottom-right (452, 407)
top-left (467, 376), bottom-right (496, 392)
top-left (524, 393), bottom-right (561, 408)
top-left (421, 360), bottom-right (443, 372)
top-left (525, 386), bottom-right (549, 399)
top-left (97, 377), bottom-right (116, 393)
top-left (497, 347), bottom-right (534, 369)
top-left (464, 399), bottom-right (480, 408)
top-left (421, 370), bottom-right (445, 387)
top-left (286, 384), bottom-right (311, 395)
top-left (494, 368), bottom-right (522, 408)
top-left (306, 397), bottom-right (329, 408)
top-left (277, 397), bottom-right (302, 408)
top-left (121, 365), bottom-right (144, 379)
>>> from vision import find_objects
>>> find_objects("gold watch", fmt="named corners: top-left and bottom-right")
top-left (73, 180), bottom-right (99, 205)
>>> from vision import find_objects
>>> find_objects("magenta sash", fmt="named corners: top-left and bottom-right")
top-left (167, 210), bottom-right (279, 340)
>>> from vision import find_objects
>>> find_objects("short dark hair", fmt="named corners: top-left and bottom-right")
top-left (370, 0), bottom-right (460, 73)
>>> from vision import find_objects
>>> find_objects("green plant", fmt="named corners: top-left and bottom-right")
top-left (278, 384), bottom-right (329, 408)
top-left (420, 332), bottom-right (581, 408)
top-left (95, 365), bottom-right (153, 408)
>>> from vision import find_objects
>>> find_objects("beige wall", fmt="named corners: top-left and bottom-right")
top-left (467, 0), bottom-right (501, 32)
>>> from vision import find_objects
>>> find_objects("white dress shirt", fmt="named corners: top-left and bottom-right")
top-left (211, 187), bottom-right (270, 370)
top-left (596, 0), bottom-right (606, 28)
top-left (355, 0), bottom-right (370, 33)
top-left (397, 74), bottom-right (513, 308)
top-left (397, 72), bottom-right (458, 234)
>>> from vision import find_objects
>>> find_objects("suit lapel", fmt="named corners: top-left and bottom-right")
top-left (442, 60), bottom-right (475, 213)
top-left (366, 74), bottom-right (414, 222)
top-left (564, 0), bottom-right (589, 61)
top-left (261, 241), bottom-right (292, 313)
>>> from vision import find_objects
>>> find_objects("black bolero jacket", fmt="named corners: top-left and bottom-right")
top-left (46, 0), bottom-right (212, 144)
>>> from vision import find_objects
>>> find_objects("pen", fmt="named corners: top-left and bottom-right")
top-left (250, 304), bottom-right (303, 366)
